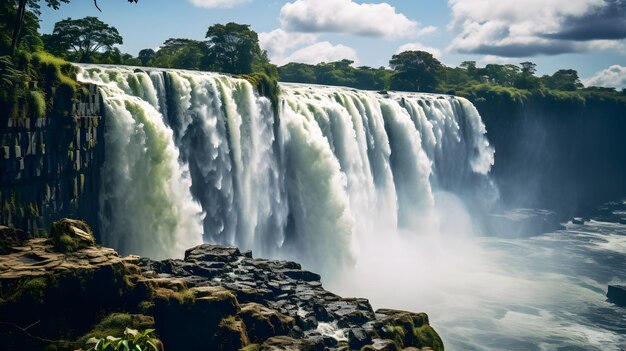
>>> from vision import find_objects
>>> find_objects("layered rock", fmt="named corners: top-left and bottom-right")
top-left (0, 219), bottom-right (443, 351)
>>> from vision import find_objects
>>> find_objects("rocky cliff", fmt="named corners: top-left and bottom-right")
top-left (0, 85), bottom-right (104, 236)
top-left (0, 220), bottom-right (443, 351)
top-left (474, 93), bottom-right (626, 216)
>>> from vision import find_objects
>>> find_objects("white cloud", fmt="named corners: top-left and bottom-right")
top-left (283, 41), bottom-right (360, 65)
top-left (583, 65), bottom-right (626, 90)
top-left (396, 43), bottom-right (443, 59)
top-left (478, 55), bottom-right (518, 65)
top-left (279, 0), bottom-right (433, 39)
top-left (259, 29), bottom-right (318, 64)
top-left (447, 0), bottom-right (626, 57)
top-left (188, 0), bottom-right (252, 8)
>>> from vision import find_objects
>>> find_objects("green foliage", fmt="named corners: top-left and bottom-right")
top-left (240, 72), bottom-right (280, 111)
top-left (278, 60), bottom-right (390, 90)
top-left (150, 38), bottom-right (208, 70)
top-left (137, 48), bottom-right (155, 66)
top-left (389, 50), bottom-right (444, 92)
top-left (205, 22), bottom-right (267, 74)
top-left (45, 16), bottom-right (123, 63)
top-left (28, 90), bottom-right (45, 117)
top-left (85, 328), bottom-right (158, 351)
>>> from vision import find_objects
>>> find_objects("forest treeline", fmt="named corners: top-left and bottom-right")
top-left (2, 1), bottom-right (625, 120)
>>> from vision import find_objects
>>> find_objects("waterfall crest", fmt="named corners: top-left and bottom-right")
top-left (77, 65), bottom-right (495, 270)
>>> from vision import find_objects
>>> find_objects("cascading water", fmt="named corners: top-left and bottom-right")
top-left (75, 65), bottom-right (626, 350)
top-left (76, 64), bottom-right (495, 267)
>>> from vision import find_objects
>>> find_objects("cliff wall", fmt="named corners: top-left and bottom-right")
top-left (0, 84), bottom-right (104, 236)
top-left (474, 93), bottom-right (626, 216)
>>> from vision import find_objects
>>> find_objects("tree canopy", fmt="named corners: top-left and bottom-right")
top-left (389, 50), bottom-right (444, 92)
top-left (205, 22), bottom-right (267, 74)
top-left (44, 16), bottom-right (122, 62)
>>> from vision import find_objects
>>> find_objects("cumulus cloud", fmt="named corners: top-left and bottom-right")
top-left (188, 0), bottom-right (252, 8)
top-left (396, 43), bottom-right (443, 59)
top-left (259, 29), bottom-right (318, 64)
top-left (279, 0), bottom-right (432, 39)
top-left (583, 65), bottom-right (626, 89)
top-left (447, 0), bottom-right (626, 57)
top-left (283, 42), bottom-right (360, 65)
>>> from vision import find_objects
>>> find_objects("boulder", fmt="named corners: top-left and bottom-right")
top-left (349, 328), bottom-right (372, 349)
top-left (607, 285), bottom-right (626, 306)
top-left (572, 217), bottom-right (585, 225)
top-left (215, 316), bottom-right (250, 351)
top-left (184, 244), bottom-right (241, 263)
top-left (49, 218), bottom-right (95, 252)
top-left (240, 302), bottom-right (295, 342)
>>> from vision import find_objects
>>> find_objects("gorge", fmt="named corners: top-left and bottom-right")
top-left (2, 63), bottom-right (626, 350)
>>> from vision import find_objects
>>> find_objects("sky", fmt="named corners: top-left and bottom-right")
top-left (39, 0), bottom-right (626, 89)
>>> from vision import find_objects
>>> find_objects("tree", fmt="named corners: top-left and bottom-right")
top-left (151, 38), bottom-right (208, 70)
top-left (138, 48), bottom-right (155, 66)
top-left (10, 0), bottom-right (138, 55)
top-left (543, 69), bottom-right (583, 91)
top-left (205, 22), bottom-right (267, 74)
top-left (47, 16), bottom-right (123, 62)
top-left (483, 64), bottom-right (521, 86)
top-left (389, 50), bottom-right (444, 92)
top-left (515, 61), bottom-right (540, 89)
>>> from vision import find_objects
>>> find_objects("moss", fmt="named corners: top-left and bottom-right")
top-left (22, 277), bottom-right (48, 303)
top-left (414, 325), bottom-right (444, 351)
top-left (216, 316), bottom-right (250, 350)
top-left (240, 345), bottom-right (261, 351)
top-left (239, 73), bottom-right (280, 113)
top-left (49, 219), bottom-right (95, 253)
top-left (28, 90), bottom-right (46, 118)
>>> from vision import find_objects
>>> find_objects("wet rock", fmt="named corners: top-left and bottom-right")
top-left (0, 220), bottom-right (444, 351)
top-left (240, 302), bottom-right (295, 342)
top-left (619, 218), bottom-right (626, 225)
top-left (215, 316), bottom-right (250, 351)
top-left (572, 217), bottom-right (585, 225)
top-left (349, 328), bottom-right (371, 349)
top-left (607, 285), bottom-right (626, 306)
top-left (280, 269), bottom-right (321, 282)
top-left (184, 244), bottom-right (241, 263)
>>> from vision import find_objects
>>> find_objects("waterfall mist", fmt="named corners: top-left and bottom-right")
top-left (75, 65), bottom-right (626, 349)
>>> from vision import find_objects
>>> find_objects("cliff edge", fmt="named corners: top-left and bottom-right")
top-left (0, 219), bottom-right (443, 351)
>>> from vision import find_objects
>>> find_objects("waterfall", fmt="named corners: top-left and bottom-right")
top-left (76, 65), bottom-right (495, 272)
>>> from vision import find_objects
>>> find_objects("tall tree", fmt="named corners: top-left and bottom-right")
top-left (48, 16), bottom-right (123, 62)
top-left (205, 22), bottom-right (266, 74)
top-left (138, 48), bottom-right (155, 66)
top-left (544, 69), bottom-right (583, 91)
top-left (10, 0), bottom-right (138, 55)
top-left (389, 50), bottom-right (444, 92)
top-left (515, 61), bottom-right (540, 89)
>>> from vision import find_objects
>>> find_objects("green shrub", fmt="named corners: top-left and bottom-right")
top-left (85, 328), bottom-right (158, 351)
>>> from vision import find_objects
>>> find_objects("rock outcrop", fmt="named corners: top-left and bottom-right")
top-left (607, 285), bottom-right (626, 307)
top-left (0, 219), bottom-right (443, 351)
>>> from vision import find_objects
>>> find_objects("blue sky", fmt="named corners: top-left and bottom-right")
top-left (39, 0), bottom-right (626, 88)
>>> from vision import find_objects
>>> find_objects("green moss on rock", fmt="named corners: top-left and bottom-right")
top-left (49, 218), bottom-right (95, 253)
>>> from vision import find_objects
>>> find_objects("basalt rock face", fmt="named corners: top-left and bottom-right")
top-left (0, 220), bottom-right (443, 351)
top-left (138, 244), bottom-right (443, 351)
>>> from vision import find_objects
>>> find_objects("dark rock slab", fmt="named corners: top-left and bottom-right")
top-left (607, 285), bottom-right (626, 306)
